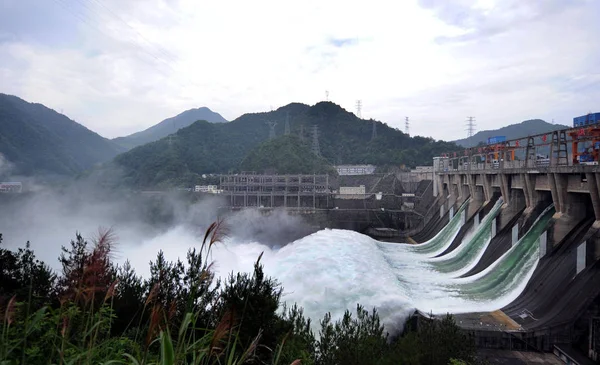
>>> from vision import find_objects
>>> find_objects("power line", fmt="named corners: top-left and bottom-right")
top-left (466, 116), bottom-right (476, 138)
top-left (89, 0), bottom-right (178, 63)
top-left (52, 0), bottom-right (170, 72)
top-left (51, 0), bottom-right (201, 93)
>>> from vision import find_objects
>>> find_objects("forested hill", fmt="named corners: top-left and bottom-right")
top-left (240, 135), bottom-right (336, 175)
top-left (0, 93), bottom-right (124, 178)
top-left (113, 107), bottom-right (228, 150)
top-left (114, 102), bottom-right (458, 188)
top-left (453, 119), bottom-right (569, 147)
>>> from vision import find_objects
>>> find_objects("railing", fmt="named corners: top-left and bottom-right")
top-left (437, 158), bottom-right (561, 173)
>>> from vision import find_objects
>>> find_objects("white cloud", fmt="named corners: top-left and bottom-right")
top-left (0, 0), bottom-right (599, 140)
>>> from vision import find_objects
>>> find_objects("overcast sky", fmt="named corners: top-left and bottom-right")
top-left (1, 0), bottom-right (599, 141)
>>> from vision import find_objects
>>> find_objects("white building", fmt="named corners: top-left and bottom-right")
top-left (339, 185), bottom-right (366, 195)
top-left (335, 164), bottom-right (376, 175)
top-left (194, 185), bottom-right (222, 194)
top-left (0, 182), bottom-right (22, 193)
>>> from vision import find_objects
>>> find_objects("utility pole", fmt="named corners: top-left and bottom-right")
top-left (356, 100), bottom-right (362, 118)
top-left (284, 111), bottom-right (291, 135)
top-left (405, 117), bottom-right (410, 136)
top-left (466, 116), bottom-right (476, 138)
top-left (311, 125), bottom-right (321, 157)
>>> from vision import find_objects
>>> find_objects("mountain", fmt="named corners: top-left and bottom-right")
top-left (0, 93), bottom-right (124, 178)
top-left (113, 102), bottom-right (458, 188)
top-left (113, 107), bottom-right (228, 150)
top-left (453, 119), bottom-right (569, 148)
top-left (240, 135), bottom-right (336, 175)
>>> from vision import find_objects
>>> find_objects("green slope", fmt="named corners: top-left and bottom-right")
top-left (240, 135), bottom-right (335, 175)
top-left (113, 107), bottom-right (228, 150)
top-left (0, 93), bottom-right (124, 178)
top-left (113, 102), bottom-right (458, 188)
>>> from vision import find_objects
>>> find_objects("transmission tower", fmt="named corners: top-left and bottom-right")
top-left (466, 116), bottom-right (476, 138)
top-left (405, 117), bottom-right (410, 136)
top-left (311, 125), bottom-right (321, 157)
top-left (371, 120), bottom-right (377, 141)
top-left (325, 90), bottom-right (329, 101)
top-left (284, 111), bottom-right (291, 135)
top-left (266, 121), bottom-right (277, 140)
top-left (356, 100), bottom-right (362, 118)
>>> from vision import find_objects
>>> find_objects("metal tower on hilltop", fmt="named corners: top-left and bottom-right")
top-left (466, 116), bottom-right (476, 138)
top-left (266, 121), bottom-right (277, 140)
top-left (405, 117), bottom-right (410, 136)
top-left (325, 90), bottom-right (329, 101)
top-left (356, 100), bottom-right (362, 118)
top-left (284, 111), bottom-right (291, 135)
top-left (311, 125), bottom-right (321, 157)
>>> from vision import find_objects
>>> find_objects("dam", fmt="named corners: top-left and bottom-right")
top-left (426, 126), bottom-right (600, 363)
top-left (210, 123), bottom-right (600, 362)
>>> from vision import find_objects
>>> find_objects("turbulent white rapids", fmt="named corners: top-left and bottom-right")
top-left (121, 199), bottom-right (555, 334)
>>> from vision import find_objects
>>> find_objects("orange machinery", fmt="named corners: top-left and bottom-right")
top-left (569, 127), bottom-right (600, 165)
top-left (481, 142), bottom-right (517, 163)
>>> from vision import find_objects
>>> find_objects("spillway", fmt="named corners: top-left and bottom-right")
top-left (198, 197), bottom-right (559, 335)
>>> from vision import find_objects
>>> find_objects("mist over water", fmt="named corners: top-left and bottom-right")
top-left (0, 182), bottom-right (551, 333)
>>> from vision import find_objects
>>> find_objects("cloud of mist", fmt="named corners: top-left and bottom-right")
top-left (0, 153), bottom-right (15, 179)
top-left (0, 170), bottom-right (319, 274)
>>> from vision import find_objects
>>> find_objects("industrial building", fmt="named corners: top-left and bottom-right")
top-left (194, 185), bottom-right (222, 194)
top-left (335, 164), bottom-right (376, 176)
top-left (573, 113), bottom-right (600, 127)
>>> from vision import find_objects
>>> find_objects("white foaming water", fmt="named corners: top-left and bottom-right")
top-left (118, 203), bottom-right (551, 334)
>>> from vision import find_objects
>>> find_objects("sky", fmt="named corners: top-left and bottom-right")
top-left (1, 0), bottom-right (599, 141)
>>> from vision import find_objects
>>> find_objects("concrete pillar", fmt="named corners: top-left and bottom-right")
top-left (548, 173), bottom-right (561, 213)
top-left (500, 173), bottom-right (511, 205)
top-left (440, 204), bottom-right (444, 219)
top-left (491, 217), bottom-right (497, 239)
top-left (587, 173), bottom-right (600, 221)
top-left (524, 174), bottom-right (537, 209)
top-left (512, 224), bottom-right (519, 246)
top-left (576, 241), bottom-right (587, 275)
top-left (481, 174), bottom-right (492, 202)
top-left (554, 174), bottom-right (568, 215)
top-left (521, 174), bottom-right (531, 209)
top-left (455, 175), bottom-right (462, 200)
top-left (539, 230), bottom-right (547, 258)
top-left (474, 212), bottom-right (480, 228)
top-left (449, 206), bottom-right (454, 219)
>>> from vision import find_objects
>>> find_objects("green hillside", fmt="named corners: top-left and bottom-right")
top-left (113, 102), bottom-right (457, 188)
top-left (0, 93), bottom-right (124, 178)
top-left (453, 119), bottom-right (569, 148)
top-left (240, 135), bottom-right (335, 174)
top-left (113, 107), bottom-right (228, 150)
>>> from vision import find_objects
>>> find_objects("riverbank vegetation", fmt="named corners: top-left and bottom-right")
top-left (0, 222), bottom-right (482, 365)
